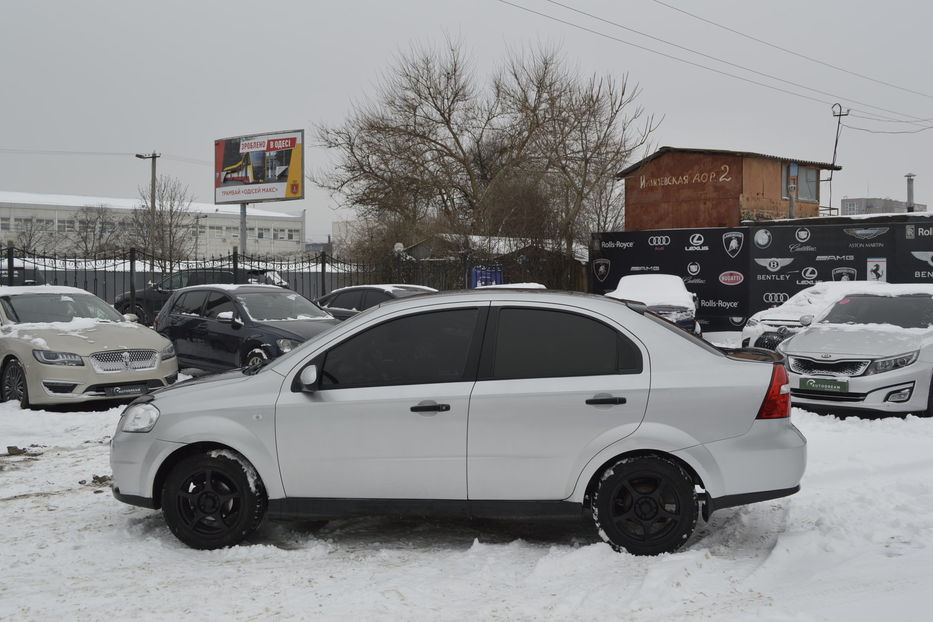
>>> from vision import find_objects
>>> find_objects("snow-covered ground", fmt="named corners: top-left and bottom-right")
top-left (2, 338), bottom-right (932, 621)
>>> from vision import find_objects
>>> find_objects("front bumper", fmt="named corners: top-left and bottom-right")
top-left (788, 364), bottom-right (932, 416)
top-left (110, 429), bottom-right (184, 508)
top-left (25, 357), bottom-right (178, 405)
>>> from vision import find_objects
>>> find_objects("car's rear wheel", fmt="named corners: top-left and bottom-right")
top-left (243, 348), bottom-right (268, 368)
top-left (161, 450), bottom-right (267, 549)
top-left (1, 358), bottom-right (30, 409)
top-left (593, 455), bottom-right (698, 555)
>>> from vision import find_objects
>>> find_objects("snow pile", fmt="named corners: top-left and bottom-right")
top-left (606, 274), bottom-right (695, 310)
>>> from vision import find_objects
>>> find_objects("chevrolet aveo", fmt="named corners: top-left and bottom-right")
top-left (111, 290), bottom-right (807, 555)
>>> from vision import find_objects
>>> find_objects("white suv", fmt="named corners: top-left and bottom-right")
top-left (111, 290), bottom-right (806, 555)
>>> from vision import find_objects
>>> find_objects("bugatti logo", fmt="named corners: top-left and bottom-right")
top-left (832, 267), bottom-right (857, 281)
top-left (801, 266), bottom-right (818, 280)
top-left (795, 228), bottom-right (811, 243)
top-left (689, 233), bottom-right (704, 246)
top-left (753, 229), bottom-right (772, 249)
top-left (648, 235), bottom-right (671, 246)
top-left (719, 271), bottom-right (744, 285)
top-left (844, 227), bottom-right (888, 240)
top-left (592, 258), bottom-right (611, 282)
top-left (763, 292), bottom-right (790, 304)
top-left (722, 232), bottom-right (744, 258)
top-left (754, 257), bottom-right (794, 272)
top-left (687, 262), bottom-right (701, 276)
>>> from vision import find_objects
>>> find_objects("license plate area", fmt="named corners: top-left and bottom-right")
top-left (106, 384), bottom-right (148, 397)
top-left (800, 377), bottom-right (849, 393)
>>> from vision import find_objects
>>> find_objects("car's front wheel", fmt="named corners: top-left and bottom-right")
top-left (593, 455), bottom-right (698, 555)
top-left (1, 358), bottom-right (30, 409)
top-left (161, 450), bottom-right (267, 549)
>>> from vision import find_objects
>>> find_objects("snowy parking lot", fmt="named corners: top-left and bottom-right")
top-left (2, 329), bottom-right (933, 621)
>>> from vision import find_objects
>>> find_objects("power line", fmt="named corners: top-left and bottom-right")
top-left (652, 0), bottom-right (933, 101)
top-left (0, 147), bottom-right (212, 166)
top-left (540, 0), bottom-right (928, 124)
top-left (842, 123), bottom-right (933, 135)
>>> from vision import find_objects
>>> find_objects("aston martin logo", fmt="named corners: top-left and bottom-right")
top-left (911, 251), bottom-right (933, 267)
top-left (754, 257), bottom-right (794, 272)
top-left (844, 227), bottom-right (889, 240)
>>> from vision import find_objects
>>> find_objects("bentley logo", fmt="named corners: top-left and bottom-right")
top-left (911, 251), bottom-right (933, 267)
top-left (593, 258), bottom-right (611, 282)
top-left (844, 227), bottom-right (889, 240)
top-left (754, 257), bottom-right (794, 272)
top-left (723, 232), bottom-right (744, 258)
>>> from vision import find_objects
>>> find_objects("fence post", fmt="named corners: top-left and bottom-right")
top-left (232, 250), bottom-right (239, 284)
top-left (6, 243), bottom-right (14, 287)
top-left (129, 248), bottom-right (137, 311)
top-left (320, 251), bottom-right (327, 298)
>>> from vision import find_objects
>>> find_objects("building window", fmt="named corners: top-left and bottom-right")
top-left (0, 218), bottom-right (9, 231)
top-left (782, 164), bottom-right (819, 202)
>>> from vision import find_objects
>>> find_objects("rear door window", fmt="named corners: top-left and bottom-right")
top-left (203, 292), bottom-right (236, 319)
top-left (485, 308), bottom-right (642, 379)
top-left (329, 290), bottom-right (364, 311)
top-left (171, 291), bottom-right (209, 316)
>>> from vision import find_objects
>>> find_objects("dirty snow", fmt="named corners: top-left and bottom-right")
top-left (2, 360), bottom-right (932, 620)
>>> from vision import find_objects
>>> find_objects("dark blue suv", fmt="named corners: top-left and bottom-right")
top-left (154, 284), bottom-right (339, 372)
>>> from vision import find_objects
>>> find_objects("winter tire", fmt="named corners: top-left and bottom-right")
top-left (1, 358), bottom-right (30, 409)
top-left (243, 348), bottom-right (268, 368)
top-left (161, 450), bottom-right (267, 550)
top-left (593, 455), bottom-right (698, 556)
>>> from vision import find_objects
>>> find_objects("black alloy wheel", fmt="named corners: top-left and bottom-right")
top-left (161, 451), bottom-right (266, 549)
top-left (1, 358), bottom-right (29, 408)
top-left (593, 455), bottom-right (698, 556)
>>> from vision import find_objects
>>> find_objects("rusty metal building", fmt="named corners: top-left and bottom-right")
top-left (618, 147), bottom-right (841, 230)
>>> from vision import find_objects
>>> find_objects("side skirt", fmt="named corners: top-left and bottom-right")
top-left (266, 498), bottom-right (586, 522)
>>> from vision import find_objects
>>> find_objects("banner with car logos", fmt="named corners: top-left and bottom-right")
top-left (591, 219), bottom-right (931, 331)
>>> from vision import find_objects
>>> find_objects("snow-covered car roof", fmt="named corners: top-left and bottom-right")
top-left (326, 284), bottom-right (438, 295)
top-left (605, 274), bottom-right (695, 309)
top-left (0, 285), bottom-right (91, 297)
top-left (475, 282), bottom-right (546, 289)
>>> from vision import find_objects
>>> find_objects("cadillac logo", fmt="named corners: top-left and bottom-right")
top-left (795, 228), bottom-right (811, 243)
top-left (687, 262), bottom-right (701, 276)
top-left (723, 232), bottom-right (744, 258)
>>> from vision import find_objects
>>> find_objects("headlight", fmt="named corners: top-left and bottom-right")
top-left (33, 350), bottom-right (84, 366)
top-left (865, 351), bottom-right (919, 375)
top-left (745, 318), bottom-right (760, 327)
top-left (276, 338), bottom-right (301, 353)
top-left (121, 403), bottom-right (160, 433)
top-left (161, 344), bottom-right (176, 360)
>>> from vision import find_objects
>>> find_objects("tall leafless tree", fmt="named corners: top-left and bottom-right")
top-left (127, 175), bottom-right (197, 271)
top-left (66, 204), bottom-right (124, 255)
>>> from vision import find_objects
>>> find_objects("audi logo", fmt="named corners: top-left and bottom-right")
top-left (689, 233), bottom-right (704, 246)
top-left (648, 235), bottom-right (671, 246)
top-left (763, 292), bottom-right (790, 304)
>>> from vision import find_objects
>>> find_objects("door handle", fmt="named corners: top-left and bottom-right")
top-left (585, 396), bottom-right (627, 405)
top-left (410, 402), bottom-right (451, 413)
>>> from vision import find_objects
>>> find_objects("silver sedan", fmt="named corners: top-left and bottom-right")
top-left (111, 289), bottom-right (806, 555)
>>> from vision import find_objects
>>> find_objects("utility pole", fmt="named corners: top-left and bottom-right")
top-left (135, 152), bottom-right (160, 279)
top-left (906, 173), bottom-right (916, 213)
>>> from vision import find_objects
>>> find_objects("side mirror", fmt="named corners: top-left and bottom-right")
top-left (800, 314), bottom-right (814, 327)
top-left (124, 313), bottom-right (139, 323)
top-left (217, 310), bottom-right (242, 326)
top-left (299, 365), bottom-right (318, 393)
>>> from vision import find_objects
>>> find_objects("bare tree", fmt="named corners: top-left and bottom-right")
top-left (14, 217), bottom-right (57, 255)
top-left (127, 175), bottom-right (197, 270)
top-left (315, 41), bottom-right (656, 259)
top-left (66, 204), bottom-right (124, 255)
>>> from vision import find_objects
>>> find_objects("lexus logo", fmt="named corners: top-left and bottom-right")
top-left (763, 292), bottom-right (790, 304)
top-left (687, 262), bottom-right (701, 276)
top-left (795, 228), bottom-right (811, 243)
top-left (723, 232), bottom-right (744, 258)
top-left (801, 266), bottom-right (818, 280)
top-left (689, 233), bottom-right (704, 246)
top-left (754, 257), bottom-right (794, 272)
top-left (754, 229), bottom-right (772, 249)
top-left (648, 235), bottom-right (671, 246)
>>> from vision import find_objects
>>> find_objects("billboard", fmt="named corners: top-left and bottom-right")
top-left (214, 129), bottom-right (304, 204)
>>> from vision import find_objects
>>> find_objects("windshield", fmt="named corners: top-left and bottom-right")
top-left (236, 291), bottom-right (331, 321)
top-left (820, 294), bottom-right (933, 329)
top-left (1, 293), bottom-right (124, 323)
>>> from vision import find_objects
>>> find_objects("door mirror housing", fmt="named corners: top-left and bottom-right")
top-left (217, 310), bottom-right (242, 327)
top-left (299, 365), bottom-right (318, 393)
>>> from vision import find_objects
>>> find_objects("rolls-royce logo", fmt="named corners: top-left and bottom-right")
top-left (723, 232), bottom-right (744, 258)
top-left (844, 227), bottom-right (889, 240)
top-left (754, 257), bottom-right (794, 272)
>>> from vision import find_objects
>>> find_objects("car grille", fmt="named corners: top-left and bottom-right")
top-left (790, 387), bottom-right (866, 402)
top-left (787, 356), bottom-right (870, 377)
top-left (90, 349), bottom-right (159, 373)
top-left (754, 331), bottom-right (792, 350)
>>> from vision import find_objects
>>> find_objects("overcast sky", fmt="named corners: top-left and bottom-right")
top-left (2, 1), bottom-right (930, 241)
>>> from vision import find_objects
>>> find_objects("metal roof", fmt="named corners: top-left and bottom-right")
top-left (617, 146), bottom-right (842, 178)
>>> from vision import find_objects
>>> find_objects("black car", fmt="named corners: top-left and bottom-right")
top-left (114, 268), bottom-right (287, 325)
top-left (314, 284), bottom-right (437, 321)
top-left (0, 267), bottom-right (45, 286)
top-left (154, 284), bottom-right (339, 372)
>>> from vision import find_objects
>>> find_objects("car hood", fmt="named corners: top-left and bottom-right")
top-left (785, 324), bottom-right (932, 358)
top-left (257, 318), bottom-right (340, 340)
top-left (1, 319), bottom-right (170, 354)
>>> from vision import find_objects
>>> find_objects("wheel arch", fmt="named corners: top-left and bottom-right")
top-left (581, 449), bottom-right (706, 511)
top-left (151, 441), bottom-right (265, 510)
top-left (238, 340), bottom-right (271, 365)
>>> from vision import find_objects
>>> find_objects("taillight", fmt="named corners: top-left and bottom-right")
top-left (757, 363), bottom-right (791, 419)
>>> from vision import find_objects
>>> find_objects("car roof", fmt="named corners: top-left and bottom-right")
top-left (0, 285), bottom-right (91, 297)
top-left (324, 284), bottom-right (438, 295)
top-left (173, 283), bottom-right (294, 295)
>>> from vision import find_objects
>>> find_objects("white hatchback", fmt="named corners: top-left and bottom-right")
top-left (111, 289), bottom-right (806, 555)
